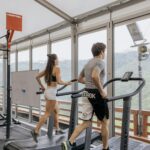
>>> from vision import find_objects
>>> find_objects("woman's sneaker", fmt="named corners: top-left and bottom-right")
top-left (61, 140), bottom-right (72, 150)
top-left (31, 130), bottom-right (38, 143)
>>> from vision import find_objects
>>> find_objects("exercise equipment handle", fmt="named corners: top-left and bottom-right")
top-left (71, 77), bottom-right (145, 101)
top-left (36, 91), bottom-right (43, 94)
top-left (36, 79), bottom-right (78, 95)
top-left (57, 88), bottom-right (84, 97)
top-left (57, 79), bottom-right (78, 92)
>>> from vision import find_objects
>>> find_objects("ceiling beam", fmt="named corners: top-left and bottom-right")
top-left (76, 0), bottom-right (146, 23)
top-left (12, 0), bottom-right (146, 45)
top-left (35, 0), bottom-right (75, 24)
top-left (11, 21), bottom-right (70, 45)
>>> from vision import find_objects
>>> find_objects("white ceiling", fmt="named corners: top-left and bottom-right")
top-left (0, 0), bottom-right (63, 42)
top-left (0, 0), bottom-right (117, 42)
top-left (48, 0), bottom-right (117, 17)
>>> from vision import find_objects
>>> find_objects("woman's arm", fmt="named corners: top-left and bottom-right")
top-left (36, 70), bottom-right (45, 90)
top-left (55, 67), bottom-right (70, 85)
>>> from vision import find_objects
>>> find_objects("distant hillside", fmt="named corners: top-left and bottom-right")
top-left (115, 52), bottom-right (150, 110)
top-left (0, 51), bottom-right (150, 110)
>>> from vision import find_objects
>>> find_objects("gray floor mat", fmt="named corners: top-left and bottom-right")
top-left (0, 125), bottom-right (32, 140)
top-left (91, 137), bottom-right (150, 150)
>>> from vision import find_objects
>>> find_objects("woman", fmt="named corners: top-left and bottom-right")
top-left (31, 53), bottom-right (70, 143)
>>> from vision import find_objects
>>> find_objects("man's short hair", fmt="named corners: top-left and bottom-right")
top-left (91, 42), bottom-right (106, 57)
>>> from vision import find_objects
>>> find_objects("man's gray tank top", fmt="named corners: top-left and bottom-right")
top-left (80, 58), bottom-right (105, 89)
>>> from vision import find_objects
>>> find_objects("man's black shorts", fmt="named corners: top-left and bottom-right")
top-left (85, 88), bottom-right (109, 121)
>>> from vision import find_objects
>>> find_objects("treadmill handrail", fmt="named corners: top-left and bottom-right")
top-left (71, 77), bottom-right (145, 102)
top-left (57, 79), bottom-right (78, 92)
top-left (56, 88), bottom-right (85, 96)
top-left (36, 79), bottom-right (78, 95)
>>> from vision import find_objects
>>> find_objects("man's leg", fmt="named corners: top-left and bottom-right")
top-left (101, 118), bottom-right (109, 149)
top-left (62, 120), bottom-right (91, 150)
top-left (69, 120), bottom-right (91, 144)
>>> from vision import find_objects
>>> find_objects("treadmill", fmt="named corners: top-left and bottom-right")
top-left (4, 80), bottom-right (100, 150)
top-left (72, 72), bottom-right (149, 150)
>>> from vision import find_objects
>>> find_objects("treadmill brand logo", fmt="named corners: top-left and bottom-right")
top-left (82, 91), bottom-right (95, 99)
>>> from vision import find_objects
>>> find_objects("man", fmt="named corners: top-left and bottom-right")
top-left (62, 42), bottom-right (109, 150)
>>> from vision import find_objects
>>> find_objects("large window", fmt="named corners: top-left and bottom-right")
top-left (18, 50), bottom-right (29, 71)
top-left (114, 17), bottom-right (150, 135)
top-left (32, 45), bottom-right (47, 71)
top-left (52, 38), bottom-right (71, 101)
top-left (10, 53), bottom-right (16, 72)
top-left (114, 18), bottom-right (150, 110)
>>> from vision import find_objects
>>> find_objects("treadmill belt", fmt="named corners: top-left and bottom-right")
top-left (0, 125), bottom-right (32, 140)
top-left (143, 145), bottom-right (150, 150)
top-left (91, 136), bottom-right (150, 150)
top-left (0, 139), bottom-right (6, 150)
top-left (5, 139), bottom-right (37, 150)
top-left (109, 137), bottom-right (143, 150)
top-left (4, 131), bottom-right (100, 150)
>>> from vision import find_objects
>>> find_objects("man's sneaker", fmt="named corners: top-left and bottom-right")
top-left (61, 140), bottom-right (72, 150)
top-left (31, 130), bottom-right (38, 143)
top-left (55, 129), bottom-right (65, 135)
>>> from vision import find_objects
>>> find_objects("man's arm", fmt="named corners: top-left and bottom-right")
top-left (91, 66), bottom-right (107, 98)
top-left (78, 68), bottom-right (85, 84)
top-left (78, 74), bottom-right (85, 84)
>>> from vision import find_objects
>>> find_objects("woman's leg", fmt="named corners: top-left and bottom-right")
top-left (34, 99), bottom-right (56, 134)
top-left (54, 101), bottom-right (59, 130)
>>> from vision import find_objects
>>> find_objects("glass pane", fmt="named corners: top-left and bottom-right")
top-left (137, 18), bottom-right (150, 111)
top-left (52, 39), bottom-right (71, 101)
top-left (18, 50), bottom-right (29, 71)
top-left (32, 45), bottom-right (48, 100)
top-left (32, 45), bottom-right (47, 71)
top-left (78, 30), bottom-right (107, 89)
top-left (114, 18), bottom-right (150, 136)
top-left (10, 53), bottom-right (16, 72)
top-left (114, 24), bottom-right (139, 135)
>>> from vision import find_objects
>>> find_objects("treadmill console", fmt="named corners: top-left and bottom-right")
top-left (121, 72), bottom-right (133, 81)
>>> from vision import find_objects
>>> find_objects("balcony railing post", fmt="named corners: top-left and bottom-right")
top-left (142, 114), bottom-right (148, 138)
top-left (14, 104), bottom-right (18, 118)
top-left (133, 111), bottom-right (138, 136)
top-left (29, 106), bottom-right (32, 123)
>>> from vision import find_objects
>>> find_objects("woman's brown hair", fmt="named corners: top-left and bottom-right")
top-left (44, 54), bottom-right (57, 84)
